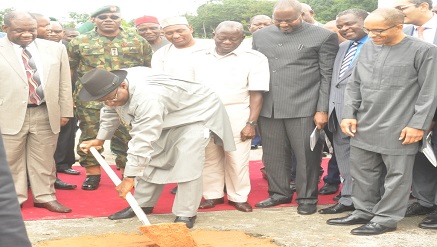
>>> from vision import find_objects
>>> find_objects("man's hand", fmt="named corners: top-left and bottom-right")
top-left (314, 112), bottom-right (328, 129)
top-left (399, 127), bottom-right (424, 145)
top-left (240, 125), bottom-right (256, 142)
top-left (60, 117), bottom-right (70, 127)
top-left (341, 119), bottom-right (357, 137)
top-left (116, 177), bottom-right (135, 199)
top-left (79, 139), bottom-right (104, 154)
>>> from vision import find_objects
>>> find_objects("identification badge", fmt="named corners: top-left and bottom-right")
top-left (111, 48), bottom-right (118, 56)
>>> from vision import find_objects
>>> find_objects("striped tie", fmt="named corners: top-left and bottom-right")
top-left (338, 41), bottom-right (359, 79)
top-left (21, 46), bottom-right (44, 105)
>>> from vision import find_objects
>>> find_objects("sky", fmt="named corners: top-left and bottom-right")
top-left (2, 0), bottom-right (209, 22)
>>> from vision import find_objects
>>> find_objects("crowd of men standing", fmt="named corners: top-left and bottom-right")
top-left (1, 0), bottom-right (437, 244)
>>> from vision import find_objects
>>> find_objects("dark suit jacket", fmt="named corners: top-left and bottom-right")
top-left (253, 23), bottom-right (338, 119)
top-left (328, 40), bottom-right (359, 131)
top-left (0, 129), bottom-right (31, 247)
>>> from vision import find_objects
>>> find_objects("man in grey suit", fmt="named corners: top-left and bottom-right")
top-left (0, 130), bottom-right (31, 247)
top-left (318, 9), bottom-right (369, 215)
top-left (329, 8), bottom-right (437, 235)
top-left (252, 0), bottom-right (338, 215)
top-left (394, 0), bottom-right (437, 229)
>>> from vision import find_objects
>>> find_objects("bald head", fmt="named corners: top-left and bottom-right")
top-left (273, 0), bottom-right (302, 14)
top-left (364, 8), bottom-right (405, 46)
top-left (249, 15), bottom-right (273, 33)
top-left (370, 8), bottom-right (404, 26)
top-left (301, 3), bottom-right (315, 24)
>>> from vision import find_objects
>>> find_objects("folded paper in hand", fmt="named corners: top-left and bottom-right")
top-left (420, 132), bottom-right (437, 167)
top-left (310, 127), bottom-right (321, 151)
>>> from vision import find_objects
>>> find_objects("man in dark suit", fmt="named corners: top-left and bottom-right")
top-left (252, 0), bottom-right (338, 215)
top-left (394, 0), bottom-right (437, 229)
top-left (318, 9), bottom-right (369, 215)
top-left (0, 130), bottom-right (32, 247)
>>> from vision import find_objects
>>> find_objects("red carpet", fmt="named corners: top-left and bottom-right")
top-left (21, 159), bottom-right (336, 221)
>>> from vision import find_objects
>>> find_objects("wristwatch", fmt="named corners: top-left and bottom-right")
top-left (246, 121), bottom-right (257, 126)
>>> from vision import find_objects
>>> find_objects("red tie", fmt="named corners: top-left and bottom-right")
top-left (21, 46), bottom-right (44, 105)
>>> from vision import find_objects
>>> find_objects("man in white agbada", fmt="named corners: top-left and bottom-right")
top-left (79, 67), bottom-right (235, 228)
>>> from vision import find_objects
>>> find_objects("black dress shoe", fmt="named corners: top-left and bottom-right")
top-left (228, 201), bottom-right (253, 212)
top-left (333, 193), bottom-right (341, 201)
top-left (297, 204), bottom-right (317, 215)
top-left (82, 175), bottom-right (101, 190)
top-left (55, 178), bottom-right (77, 190)
top-left (351, 222), bottom-right (396, 235)
top-left (405, 202), bottom-right (434, 217)
top-left (420, 208), bottom-right (437, 224)
top-left (174, 216), bottom-right (197, 229)
top-left (255, 196), bottom-right (292, 208)
top-left (319, 183), bottom-right (339, 195)
top-left (58, 168), bottom-right (81, 175)
top-left (319, 203), bottom-right (354, 214)
top-left (108, 206), bottom-right (154, 220)
top-left (170, 186), bottom-right (178, 194)
top-left (327, 214), bottom-right (370, 225)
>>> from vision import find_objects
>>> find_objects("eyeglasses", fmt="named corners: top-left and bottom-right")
top-left (96, 15), bottom-right (120, 20)
top-left (273, 14), bottom-right (301, 24)
top-left (394, 3), bottom-right (417, 11)
top-left (362, 25), bottom-right (398, 35)
top-left (103, 87), bottom-right (119, 103)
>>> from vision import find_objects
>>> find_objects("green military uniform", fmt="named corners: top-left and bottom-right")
top-left (68, 27), bottom-right (152, 169)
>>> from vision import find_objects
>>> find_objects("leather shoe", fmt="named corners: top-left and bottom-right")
top-left (327, 214), bottom-right (370, 225)
top-left (82, 175), bottom-right (101, 190)
top-left (199, 197), bottom-right (224, 209)
top-left (319, 183), bottom-right (339, 195)
top-left (34, 200), bottom-right (72, 213)
top-left (297, 204), bottom-right (317, 215)
top-left (319, 203), bottom-right (354, 214)
top-left (255, 196), bottom-right (292, 208)
top-left (351, 222), bottom-right (396, 235)
top-left (174, 215), bottom-right (196, 229)
top-left (55, 178), bottom-right (77, 190)
top-left (58, 168), bottom-right (80, 175)
top-left (333, 193), bottom-right (341, 201)
top-left (170, 186), bottom-right (178, 194)
top-left (405, 202), bottom-right (434, 217)
top-left (108, 206), bottom-right (154, 220)
top-left (229, 201), bottom-right (252, 212)
top-left (419, 211), bottom-right (437, 229)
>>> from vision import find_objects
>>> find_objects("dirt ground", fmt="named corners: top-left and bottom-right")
top-left (25, 144), bottom-right (437, 247)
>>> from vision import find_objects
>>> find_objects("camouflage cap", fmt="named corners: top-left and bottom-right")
top-left (90, 5), bottom-right (120, 18)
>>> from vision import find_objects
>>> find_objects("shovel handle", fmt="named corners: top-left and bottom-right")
top-left (90, 147), bottom-right (151, 225)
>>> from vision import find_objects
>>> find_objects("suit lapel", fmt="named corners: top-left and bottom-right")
top-left (34, 39), bottom-right (50, 88)
top-left (0, 39), bottom-right (27, 83)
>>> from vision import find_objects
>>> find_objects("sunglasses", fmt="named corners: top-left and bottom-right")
top-left (96, 15), bottom-right (120, 20)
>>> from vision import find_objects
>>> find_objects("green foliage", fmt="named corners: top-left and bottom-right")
top-left (0, 7), bottom-right (15, 25)
top-left (187, 0), bottom-right (275, 38)
top-left (301, 0), bottom-right (378, 23)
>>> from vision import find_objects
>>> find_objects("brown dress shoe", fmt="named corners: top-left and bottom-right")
top-left (199, 197), bottom-right (225, 209)
top-left (229, 201), bottom-right (253, 212)
top-left (34, 200), bottom-right (72, 213)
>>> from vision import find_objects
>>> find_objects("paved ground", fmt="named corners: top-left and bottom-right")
top-left (25, 145), bottom-right (436, 246)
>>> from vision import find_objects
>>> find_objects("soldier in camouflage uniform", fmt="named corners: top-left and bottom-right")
top-left (68, 5), bottom-right (153, 190)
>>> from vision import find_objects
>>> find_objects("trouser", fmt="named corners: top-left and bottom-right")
top-left (55, 116), bottom-right (77, 171)
top-left (412, 152), bottom-right (437, 207)
top-left (350, 146), bottom-right (414, 228)
top-left (75, 106), bottom-right (131, 168)
top-left (2, 105), bottom-right (58, 204)
top-left (260, 116), bottom-right (322, 205)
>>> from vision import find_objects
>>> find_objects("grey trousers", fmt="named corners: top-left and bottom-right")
top-left (350, 146), bottom-right (414, 228)
top-left (259, 116), bottom-right (322, 205)
top-left (412, 152), bottom-right (437, 207)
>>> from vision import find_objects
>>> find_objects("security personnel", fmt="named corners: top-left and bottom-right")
top-left (68, 5), bottom-right (153, 190)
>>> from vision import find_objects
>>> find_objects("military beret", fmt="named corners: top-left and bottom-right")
top-left (160, 16), bottom-right (189, 28)
top-left (90, 5), bottom-right (120, 18)
top-left (134, 16), bottom-right (160, 26)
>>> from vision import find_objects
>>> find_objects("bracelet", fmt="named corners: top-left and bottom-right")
top-left (246, 121), bottom-right (257, 126)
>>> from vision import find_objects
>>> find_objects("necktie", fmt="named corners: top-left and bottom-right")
top-left (417, 26), bottom-right (426, 40)
top-left (338, 41), bottom-right (359, 79)
top-left (21, 46), bottom-right (44, 105)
